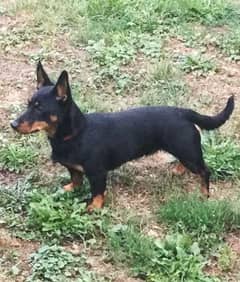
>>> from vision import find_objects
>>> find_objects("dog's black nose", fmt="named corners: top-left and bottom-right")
top-left (10, 120), bottom-right (19, 129)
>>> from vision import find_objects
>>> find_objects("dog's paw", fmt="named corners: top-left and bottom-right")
top-left (64, 182), bottom-right (74, 192)
top-left (87, 195), bottom-right (104, 213)
top-left (200, 185), bottom-right (210, 199)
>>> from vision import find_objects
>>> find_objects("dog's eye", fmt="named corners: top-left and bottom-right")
top-left (34, 101), bottom-right (40, 108)
top-left (34, 101), bottom-right (41, 109)
top-left (32, 101), bottom-right (43, 112)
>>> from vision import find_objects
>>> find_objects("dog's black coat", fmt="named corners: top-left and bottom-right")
top-left (11, 62), bottom-right (235, 205)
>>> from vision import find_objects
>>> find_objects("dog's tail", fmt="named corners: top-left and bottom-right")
top-left (185, 96), bottom-right (234, 130)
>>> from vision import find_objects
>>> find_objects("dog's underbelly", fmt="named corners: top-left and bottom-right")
top-left (61, 162), bottom-right (84, 172)
top-left (106, 146), bottom-right (160, 171)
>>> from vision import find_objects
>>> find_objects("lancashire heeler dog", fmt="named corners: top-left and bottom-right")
top-left (11, 62), bottom-right (234, 211)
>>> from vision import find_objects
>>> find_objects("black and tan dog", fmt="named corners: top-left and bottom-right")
top-left (11, 62), bottom-right (234, 211)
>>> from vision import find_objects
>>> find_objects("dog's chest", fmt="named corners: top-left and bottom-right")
top-left (50, 139), bottom-right (81, 164)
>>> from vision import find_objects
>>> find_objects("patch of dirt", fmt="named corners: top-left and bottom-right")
top-left (130, 152), bottom-right (176, 172)
top-left (0, 228), bottom-right (39, 281)
top-left (86, 252), bottom-right (143, 282)
top-left (206, 232), bottom-right (240, 281)
top-left (0, 15), bottom-right (15, 30)
top-left (226, 232), bottom-right (240, 255)
top-left (209, 180), bottom-right (240, 202)
top-left (0, 55), bottom-right (34, 110)
top-left (110, 183), bottom-right (153, 217)
top-left (0, 9), bottom-right (33, 31)
top-left (108, 185), bottom-right (158, 237)
top-left (15, 34), bottom-right (96, 88)
top-left (108, 152), bottom-right (175, 211)
top-left (0, 170), bottom-right (21, 186)
top-left (64, 242), bottom-right (143, 281)
top-left (0, 108), bottom-right (11, 129)
top-left (166, 37), bottom-right (195, 56)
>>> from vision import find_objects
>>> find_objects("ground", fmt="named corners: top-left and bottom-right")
top-left (0, 0), bottom-right (240, 281)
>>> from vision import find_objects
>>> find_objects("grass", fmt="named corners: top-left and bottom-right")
top-left (3, 183), bottom-right (108, 242)
top-left (107, 223), bottom-right (215, 281)
top-left (71, 83), bottom-right (113, 113)
top-left (217, 243), bottom-right (236, 272)
top-left (141, 62), bottom-right (188, 107)
top-left (158, 194), bottom-right (240, 253)
top-left (180, 53), bottom-right (217, 75)
top-left (0, 27), bottom-right (36, 51)
top-left (26, 189), bottom-right (106, 241)
top-left (0, 139), bottom-right (38, 173)
top-left (86, 33), bottom-right (164, 94)
top-left (158, 195), bottom-right (240, 235)
top-left (217, 28), bottom-right (240, 61)
top-left (0, 173), bottom-right (108, 242)
top-left (202, 132), bottom-right (240, 180)
top-left (28, 245), bottom-right (105, 282)
top-left (15, 0), bottom-right (238, 42)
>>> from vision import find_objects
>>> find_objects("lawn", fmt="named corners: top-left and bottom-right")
top-left (0, 0), bottom-right (240, 281)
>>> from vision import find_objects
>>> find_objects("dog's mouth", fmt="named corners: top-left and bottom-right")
top-left (11, 120), bottom-right (50, 134)
top-left (29, 129), bottom-right (40, 133)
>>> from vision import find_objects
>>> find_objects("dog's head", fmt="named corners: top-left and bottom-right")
top-left (11, 62), bottom-right (72, 137)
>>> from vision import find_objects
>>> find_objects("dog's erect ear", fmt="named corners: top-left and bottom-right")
top-left (36, 61), bottom-right (52, 89)
top-left (55, 70), bottom-right (71, 102)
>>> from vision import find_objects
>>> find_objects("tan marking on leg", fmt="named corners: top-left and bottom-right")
top-left (194, 124), bottom-right (202, 133)
top-left (87, 195), bottom-right (105, 213)
top-left (199, 175), bottom-right (210, 198)
top-left (200, 184), bottom-right (209, 198)
top-left (172, 163), bottom-right (187, 175)
top-left (64, 177), bottom-right (83, 192)
top-left (64, 182), bottom-right (75, 192)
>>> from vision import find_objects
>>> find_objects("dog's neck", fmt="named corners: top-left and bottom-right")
top-left (50, 101), bottom-right (86, 142)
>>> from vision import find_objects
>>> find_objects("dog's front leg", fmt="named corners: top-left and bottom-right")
top-left (64, 168), bottom-right (83, 191)
top-left (86, 172), bottom-right (107, 212)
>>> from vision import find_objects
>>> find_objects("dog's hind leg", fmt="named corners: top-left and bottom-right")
top-left (179, 153), bottom-right (211, 198)
top-left (179, 158), bottom-right (210, 198)
top-left (86, 172), bottom-right (107, 212)
top-left (64, 168), bottom-right (83, 192)
top-left (170, 126), bottom-right (211, 197)
top-left (199, 166), bottom-right (210, 197)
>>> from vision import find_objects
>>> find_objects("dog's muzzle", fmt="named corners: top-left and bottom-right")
top-left (10, 120), bottom-right (19, 130)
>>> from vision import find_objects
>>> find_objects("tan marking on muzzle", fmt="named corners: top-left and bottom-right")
top-left (17, 121), bottom-right (55, 136)
top-left (30, 121), bottom-right (50, 131)
top-left (17, 121), bottom-right (32, 133)
top-left (17, 121), bottom-right (47, 134)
